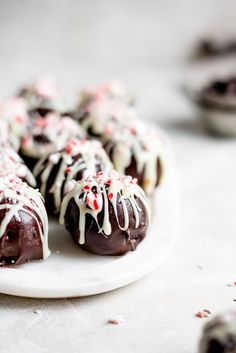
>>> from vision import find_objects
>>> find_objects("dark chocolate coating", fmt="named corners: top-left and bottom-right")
top-left (20, 153), bottom-right (38, 171)
top-left (0, 202), bottom-right (43, 267)
top-left (197, 77), bottom-right (236, 111)
top-left (205, 337), bottom-right (236, 353)
top-left (64, 194), bottom-right (148, 256)
top-left (35, 157), bottom-right (64, 214)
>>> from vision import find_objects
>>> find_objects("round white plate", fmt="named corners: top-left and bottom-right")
top-left (0, 154), bottom-right (179, 298)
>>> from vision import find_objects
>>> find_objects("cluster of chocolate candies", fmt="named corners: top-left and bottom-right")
top-left (0, 76), bottom-right (166, 266)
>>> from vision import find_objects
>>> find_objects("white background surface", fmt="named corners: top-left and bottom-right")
top-left (1, 1), bottom-right (236, 352)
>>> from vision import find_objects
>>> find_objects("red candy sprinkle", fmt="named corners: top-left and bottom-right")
top-left (15, 115), bottom-right (25, 123)
top-left (130, 127), bottom-right (137, 136)
top-left (65, 146), bottom-right (72, 154)
top-left (84, 185), bottom-right (90, 190)
top-left (36, 118), bottom-right (48, 127)
top-left (22, 137), bottom-right (30, 146)
top-left (195, 310), bottom-right (211, 318)
top-left (66, 167), bottom-right (72, 173)
top-left (93, 199), bottom-right (99, 210)
top-left (108, 193), bottom-right (113, 199)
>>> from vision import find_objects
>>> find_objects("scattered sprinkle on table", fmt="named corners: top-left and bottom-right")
top-left (108, 315), bottom-right (125, 325)
top-left (197, 265), bottom-right (203, 270)
top-left (195, 309), bottom-right (211, 318)
top-left (33, 309), bottom-right (42, 315)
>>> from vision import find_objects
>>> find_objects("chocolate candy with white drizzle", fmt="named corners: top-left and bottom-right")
top-left (60, 170), bottom-right (150, 256)
top-left (34, 138), bottom-right (113, 214)
top-left (199, 309), bottom-right (236, 353)
top-left (75, 88), bottom-right (137, 138)
top-left (103, 123), bottom-right (165, 196)
top-left (18, 75), bottom-right (65, 117)
top-left (20, 112), bottom-right (87, 169)
top-left (0, 171), bottom-right (50, 266)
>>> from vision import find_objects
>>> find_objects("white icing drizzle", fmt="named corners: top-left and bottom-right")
top-left (103, 123), bottom-right (165, 195)
top-left (200, 310), bottom-right (236, 353)
top-left (0, 120), bottom-right (12, 147)
top-left (0, 145), bottom-right (36, 187)
top-left (21, 113), bottom-right (87, 159)
top-left (34, 138), bottom-right (113, 213)
top-left (59, 170), bottom-right (150, 245)
top-left (0, 171), bottom-right (50, 259)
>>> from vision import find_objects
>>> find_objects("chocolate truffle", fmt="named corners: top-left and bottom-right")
top-left (20, 112), bottom-right (87, 169)
top-left (34, 138), bottom-right (113, 214)
top-left (0, 145), bottom-right (36, 187)
top-left (195, 38), bottom-right (236, 59)
top-left (75, 83), bottom-right (136, 138)
top-left (0, 97), bottom-right (30, 150)
top-left (196, 76), bottom-right (236, 136)
top-left (199, 310), bottom-right (236, 353)
top-left (0, 171), bottom-right (50, 266)
top-left (60, 170), bottom-right (150, 256)
top-left (18, 75), bottom-right (65, 117)
top-left (103, 123), bottom-right (165, 195)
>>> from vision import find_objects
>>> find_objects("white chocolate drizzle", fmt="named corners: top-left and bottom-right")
top-left (103, 123), bottom-right (165, 195)
top-left (0, 145), bottom-right (36, 187)
top-left (0, 120), bottom-right (12, 147)
top-left (0, 171), bottom-right (50, 259)
top-left (34, 138), bottom-right (113, 213)
top-left (59, 170), bottom-right (150, 245)
top-left (21, 113), bottom-right (87, 159)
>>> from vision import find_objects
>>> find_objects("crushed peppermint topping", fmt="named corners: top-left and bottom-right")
top-left (0, 146), bottom-right (36, 187)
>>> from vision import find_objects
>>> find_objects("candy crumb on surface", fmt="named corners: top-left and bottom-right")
top-left (33, 309), bottom-right (42, 315)
top-left (108, 315), bottom-right (125, 325)
top-left (195, 310), bottom-right (211, 318)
